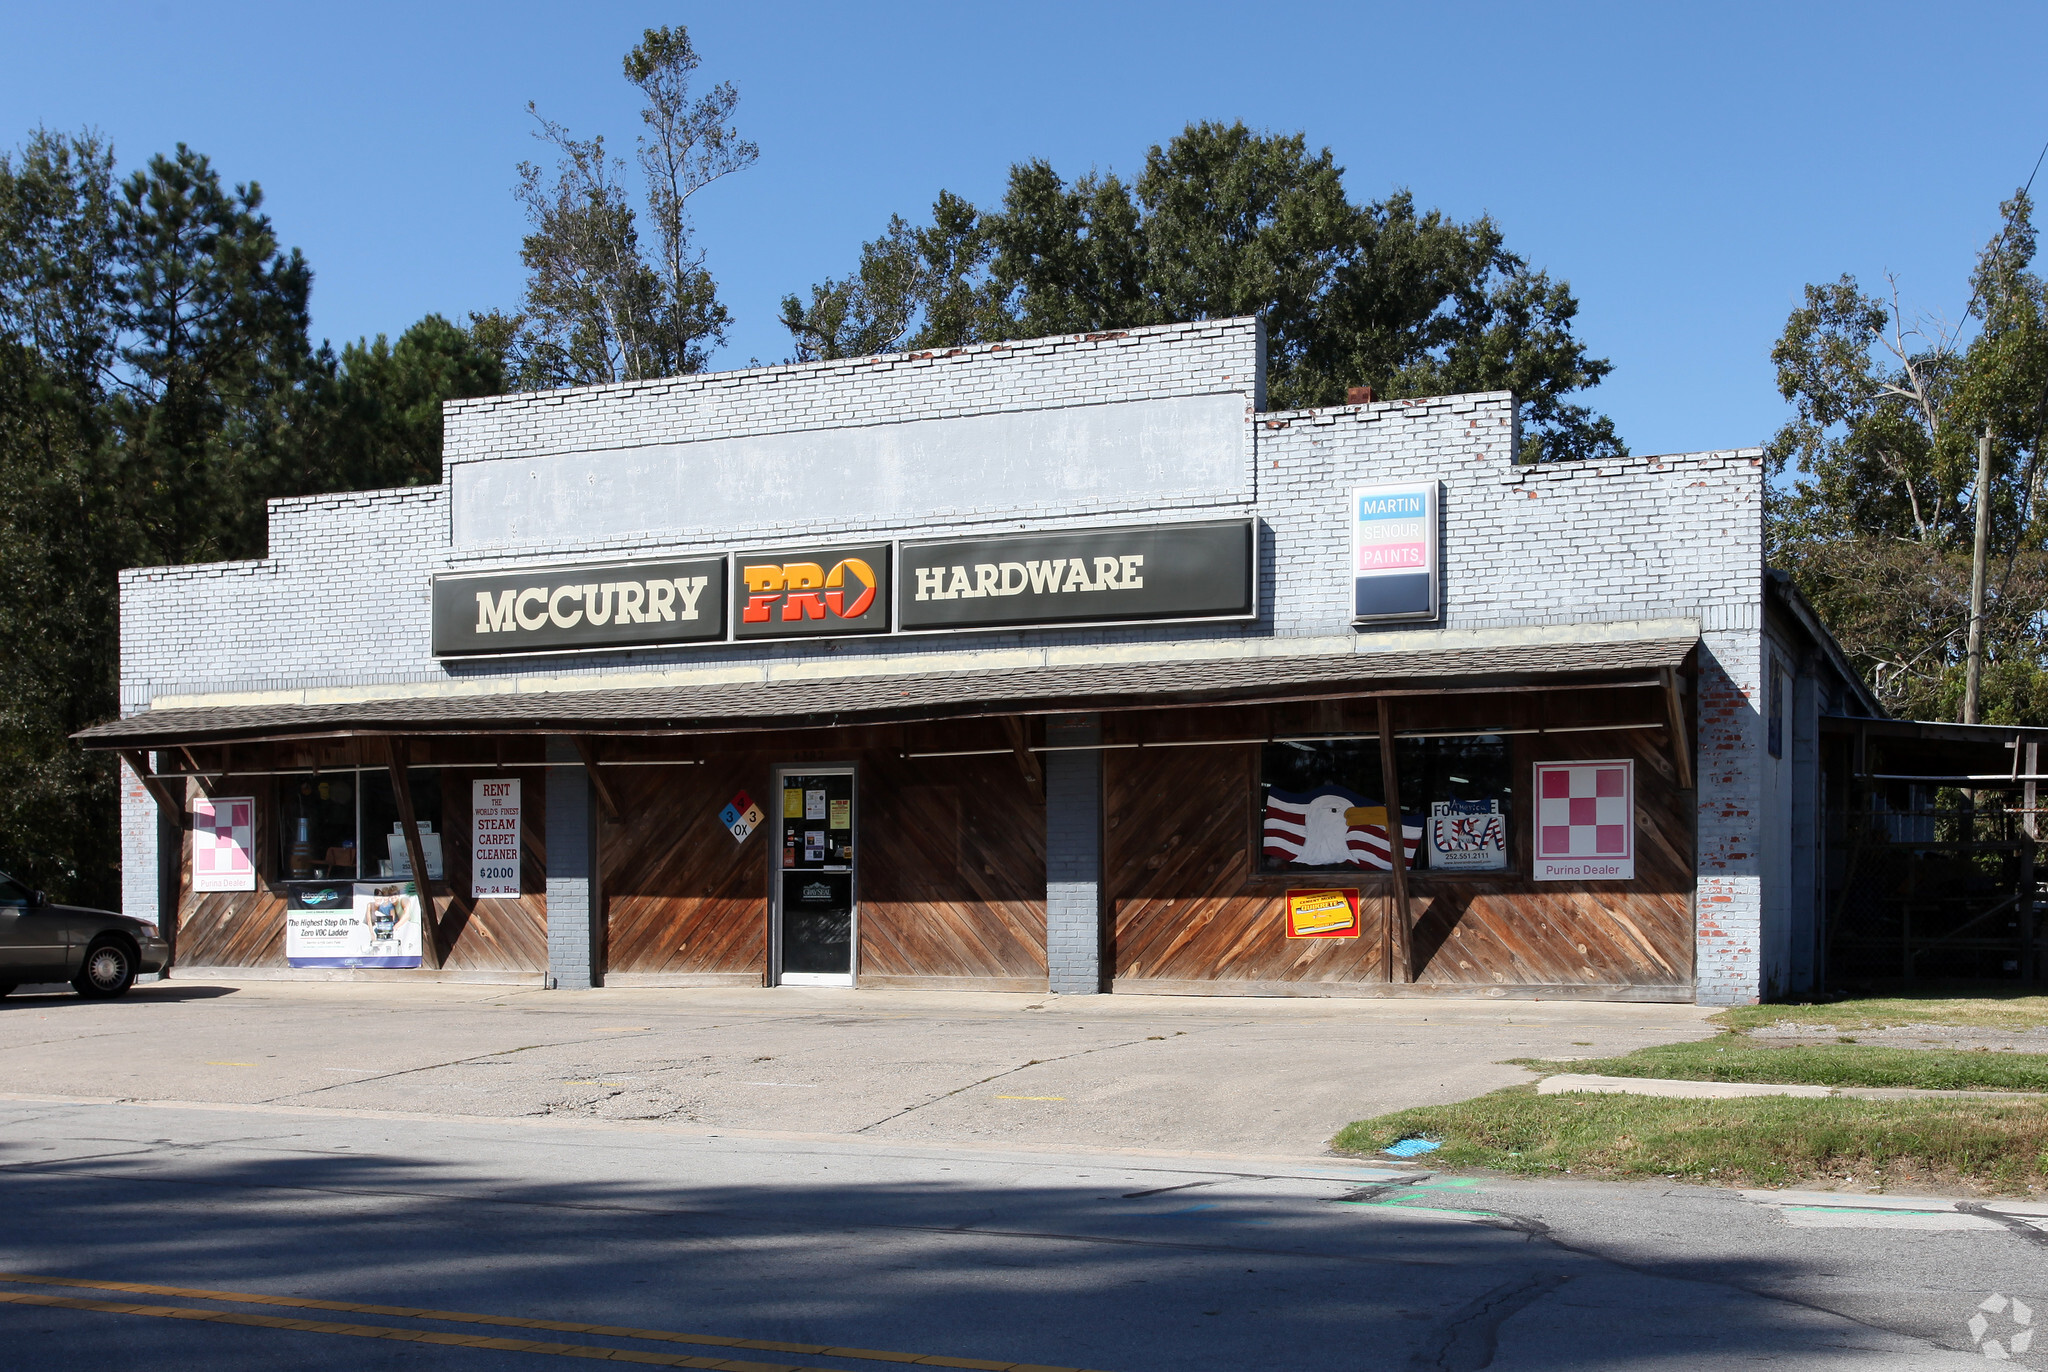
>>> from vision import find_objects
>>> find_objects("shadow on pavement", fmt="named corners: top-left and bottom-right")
top-left (0, 1133), bottom-right (1957, 1372)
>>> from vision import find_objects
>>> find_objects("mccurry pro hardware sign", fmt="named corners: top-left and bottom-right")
top-left (430, 518), bottom-right (1255, 657)
top-left (432, 557), bottom-right (726, 656)
top-left (897, 519), bottom-right (1254, 631)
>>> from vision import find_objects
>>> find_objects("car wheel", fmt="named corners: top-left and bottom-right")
top-left (74, 938), bottom-right (135, 999)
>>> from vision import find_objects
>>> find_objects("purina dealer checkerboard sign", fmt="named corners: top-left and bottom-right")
top-left (1532, 760), bottom-right (1634, 880)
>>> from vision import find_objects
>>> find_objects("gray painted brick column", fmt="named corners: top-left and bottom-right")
top-left (1045, 714), bottom-right (1104, 994)
top-left (545, 736), bottom-right (597, 988)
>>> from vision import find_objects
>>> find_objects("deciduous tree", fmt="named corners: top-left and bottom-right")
top-left (1770, 192), bottom-right (2048, 721)
top-left (781, 122), bottom-right (1621, 462)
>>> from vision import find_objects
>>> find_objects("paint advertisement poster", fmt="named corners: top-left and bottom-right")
top-left (720, 790), bottom-right (764, 843)
top-left (1350, 481), bottom-right (1439, 623)
top-left (192, 795), bottom-right (256, 892)
top-left (1428, 799), bottom-right (1507, 872)
top-left (1284, 888), bottom-right (1362, 939)
top-left (285, 881), bottom-right (422, 968)
top-left (471, 779), bottom-right (521, 897)
top-left (1532, 760), bottom-right (1634, 880)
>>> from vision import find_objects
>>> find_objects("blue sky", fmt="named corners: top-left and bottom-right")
top-left (5, 1), bottom-right (2044, 457)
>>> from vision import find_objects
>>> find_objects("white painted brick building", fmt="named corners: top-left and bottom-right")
top-left (94, 317), bottom-right (1872, 1005)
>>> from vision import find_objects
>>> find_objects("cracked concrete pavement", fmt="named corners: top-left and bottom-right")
top-left (0, 978), bottom-right (1718, 1152)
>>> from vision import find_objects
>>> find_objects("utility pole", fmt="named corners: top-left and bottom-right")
top-left (1964, 429), bottom-right (1994, 724)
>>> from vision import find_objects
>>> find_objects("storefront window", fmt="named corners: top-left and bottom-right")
top-left (279, 774), bottom-right (359, 879)
top-left (274, 770), bottom-right (446, 882)
top-left (360, 770), bottom-right (445, 880)
top-left (1259, 736), bottom-right (1511, 873)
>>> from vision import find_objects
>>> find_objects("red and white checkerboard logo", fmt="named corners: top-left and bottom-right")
top-left (1532, 761), bottom-right (1634, 880)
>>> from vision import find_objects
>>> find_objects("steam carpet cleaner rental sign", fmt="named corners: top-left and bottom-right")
top-left (471, 779), bottom-right (521, 897)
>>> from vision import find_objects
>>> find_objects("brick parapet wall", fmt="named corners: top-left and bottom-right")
top-left (116, 384), bottom-right (1763, 715)
top-left (440, 318), bottom-right (1264, 469)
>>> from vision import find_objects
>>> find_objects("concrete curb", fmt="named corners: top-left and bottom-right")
top-left (1536, 1073), bottom-right (2043, 1101)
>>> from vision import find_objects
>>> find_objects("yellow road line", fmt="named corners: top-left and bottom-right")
top-left (0, 1274), bottom-right (1107, 1372)
top-left (0, 1290), bottom-right (820, 1369)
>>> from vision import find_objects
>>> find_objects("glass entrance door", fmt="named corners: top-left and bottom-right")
top-left (774, 769), bottom-right (855, 986)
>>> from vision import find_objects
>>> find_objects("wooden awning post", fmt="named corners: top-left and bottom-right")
top-left (1002, 716), bottom-right (1046, 805)
top-left (1660, 667), bottom-right (1694, 790)
top-left (385, 737), bottom-right (442, 969)
top-left (570, 735), bottom-right (623, 824)
top-left (117, 749), bottom-right (185, 822)
top-left (1377, 698), bottom-right (1413, 983)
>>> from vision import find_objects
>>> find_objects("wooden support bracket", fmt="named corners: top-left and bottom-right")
top-left (1660, 667), bottom-right (1694, 791)
top-left (384, 737), bottom-right (443, 969)
top-left (1001, 716), bottom-right (1046, 805)
top-left (1377, 698), bottom-right (1413, 984)
top-left (117, 749), bottom-right (185, 821)
top-left (571, 735), bottom-right (624, 824)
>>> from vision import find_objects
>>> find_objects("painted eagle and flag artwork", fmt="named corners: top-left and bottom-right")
top-left (1262, 785), bottom-right (1423, 869)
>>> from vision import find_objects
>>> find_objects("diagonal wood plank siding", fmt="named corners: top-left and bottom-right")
top-left (1108, 723), bottom-right (1693, 992)
top-left (600, 759), bottom-right (768, 978)
top-left (859, 753), bottom-right (1047, 983)
top-left (1107, 746), bottom-right (1388, 985)
top-left (431, 768), bottom-right (548, 973)
top-left (175, 769), bottom-right (550, 971)
top-left (1408, 726), bottom-right (1693, 989)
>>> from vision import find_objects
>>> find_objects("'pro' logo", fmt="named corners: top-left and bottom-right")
top-left (741, 558), bottom-right (878, 623)
top-left (730, 543), bottom-right (891, 639)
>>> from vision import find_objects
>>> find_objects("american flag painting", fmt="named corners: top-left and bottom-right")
top-left (1263, 786), bottom-right (1422, 869)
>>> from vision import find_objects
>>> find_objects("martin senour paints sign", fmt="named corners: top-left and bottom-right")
top-left (1351, 482), bottom-right (1438, 622)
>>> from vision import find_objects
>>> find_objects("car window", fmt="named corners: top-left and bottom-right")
top-left (0, 875), bottom-right (31, 907)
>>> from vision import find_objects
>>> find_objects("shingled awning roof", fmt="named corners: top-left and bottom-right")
top-left (76, 636), bottom-right (1697, 749)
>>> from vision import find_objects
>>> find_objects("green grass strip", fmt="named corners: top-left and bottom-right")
top-left (1333, 1085), bottom-right (2048, 1191)
top-left (1523, 1038), bottom-right (2048, 1091)
top-left (1711, 994), bottom-right (2048, 1034)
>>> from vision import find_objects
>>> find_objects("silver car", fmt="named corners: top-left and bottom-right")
top-left (0, 870), bottom-right (170, 999)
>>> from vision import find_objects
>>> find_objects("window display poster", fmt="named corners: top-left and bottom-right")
top-left (1285, 888), bottom-right (1361, 939)
top-left (472, 779), bottom-right (521, 897)
top-left (285, 881), bottom-right (422, 968)
top-left (1429, 799), bottom-right (1507, 872)
top-left (806, 788), bottom-right (827, 820)
top-left (192, 795), bottom-right (256, 892)
top-left (1263, 786), bottom-right (1421, 870)
top-left (1532, 760), bottom-right (1634, 880)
